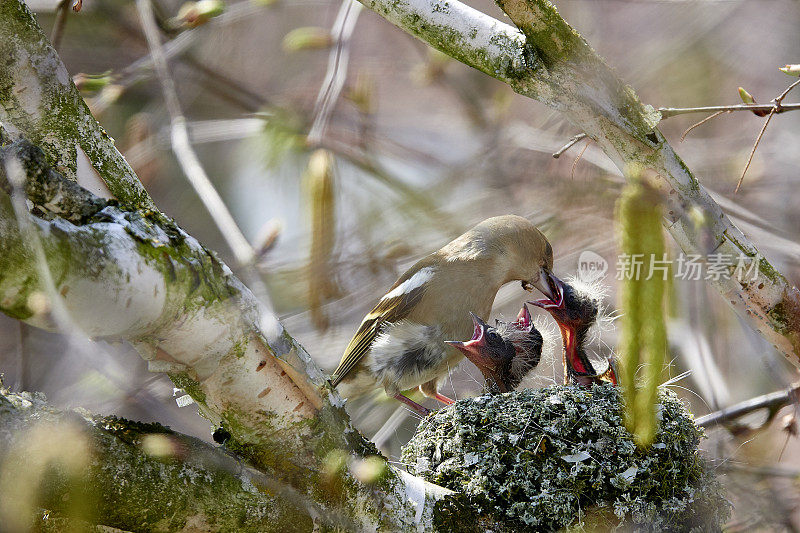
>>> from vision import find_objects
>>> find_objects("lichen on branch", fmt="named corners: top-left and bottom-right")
top-left (0, 386), bottom-right (315, 532)
top-left (402, 385), bottom-right (729, 531)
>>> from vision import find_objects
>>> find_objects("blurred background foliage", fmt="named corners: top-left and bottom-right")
top-left (3, 0), bottom-right (800, 528)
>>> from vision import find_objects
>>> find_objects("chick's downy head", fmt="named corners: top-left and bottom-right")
top-left (446, 306), bottom-right (544, 393)
top-left (529, 276), bottom-right (616, 385)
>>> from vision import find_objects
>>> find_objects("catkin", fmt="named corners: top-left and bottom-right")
top-left (304, 149), bottom-right (337, 331)
top-left (616, 181), bottom-right (667, 447)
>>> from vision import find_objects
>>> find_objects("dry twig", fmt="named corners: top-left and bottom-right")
top-left (570, 140), bottom-right (590, 179)
top-left (679, 110), bottom-right (729, 142)
top-left (695, 382), bottom-right (800, 431)
top-left (552, 133), bottom-right (587, 158)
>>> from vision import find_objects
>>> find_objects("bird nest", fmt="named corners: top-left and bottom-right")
top-left (401, 384), bottom-right (729, 532)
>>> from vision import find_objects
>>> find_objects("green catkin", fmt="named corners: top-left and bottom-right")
top-left (616, 182), bottom-right (667, 447)
top-left (304, 149), bottom-right (337, 331)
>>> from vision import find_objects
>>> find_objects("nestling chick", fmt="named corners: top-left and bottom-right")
top-left (530, 278), bottom-right (617, 386)
top-left (330, 215), bottom-right (558, 415)
top-left (446, 305), bottom-right (545, 393)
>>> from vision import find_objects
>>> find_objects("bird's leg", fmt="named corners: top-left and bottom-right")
top-left (393, 393), bottom-right (430, 416)
top-left (433, 393), bottom-right (455, 405)
top-left (419, 379), bottom-right (455, 405)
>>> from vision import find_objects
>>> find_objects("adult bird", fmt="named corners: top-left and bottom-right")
top-left (329, 215), bottom-right (558, 414)
top-left (530, 278), bottom-right (617, 386)
top-left (446, 305), bottom-right (546, 393)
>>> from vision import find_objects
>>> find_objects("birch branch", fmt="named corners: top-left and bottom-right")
top-left (0, 136), bottom-right (452, 529)
top-left (0, 0), bottom-right (154, 209)
top-left (0, 387), bottom-right (316, 531)
top-left (358, 0), bottom-right (800, 365)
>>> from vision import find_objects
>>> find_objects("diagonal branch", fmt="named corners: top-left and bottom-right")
top-left (0, 1), bottom-right (154, 209)
top-left (358, 0), bottom-right (800, 364)
top-left (0, 134), bottom-right (452, 529)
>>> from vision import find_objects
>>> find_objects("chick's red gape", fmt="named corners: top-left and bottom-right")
top-left (530, 277), bottom-right (617, 386)
top-left (446, 305), bottom-right (544, 394)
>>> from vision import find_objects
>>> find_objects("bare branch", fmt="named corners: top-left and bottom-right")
top-left (679, 110), bottom-right (729, 142)
top-left (695, 383), bottom-right (800, 430)
top-left (659, 102), bottom-right (800, 118)
top-left (307, 0), bottom-right (363, 146)
top-left (735, 108), bottom-right (775, 194)
top-left (136, 0), bottom-right (255, 266)
top-left (552, 133), bottom-right (587, 159)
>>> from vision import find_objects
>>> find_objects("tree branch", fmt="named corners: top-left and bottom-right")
top-left (0, 136), bottom-right (452, 529)
top-left (358, 0), bottom-right (800, 364)
top-left (0, 0), bottom-right (154, 209)
top-left (659, 103), bottom-right (800, 118)
top-left (0, 387), bottom-right (318, 531)
top-left (695, 383), bottom-right (800, 431)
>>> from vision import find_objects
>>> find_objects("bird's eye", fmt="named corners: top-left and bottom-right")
top-left (486, 329), bottom-right (502, 346)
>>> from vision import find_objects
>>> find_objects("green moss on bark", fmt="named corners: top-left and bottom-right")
top-left (0, 0), bottom-right (154, 209)
top-left (0, 388), bottom-right (315, 532)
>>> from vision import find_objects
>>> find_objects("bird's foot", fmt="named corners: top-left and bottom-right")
top-left (433, 392), bottom-right (455, 405)
top-left (393, 393), bottom-right (430, 416)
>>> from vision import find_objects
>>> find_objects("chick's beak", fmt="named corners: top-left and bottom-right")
top-left (445, 313), bottom-right (493, 366)
top-left (513, 304), bottom-right (533, 331)
top-left (527, 269), bottom-right (566, 310)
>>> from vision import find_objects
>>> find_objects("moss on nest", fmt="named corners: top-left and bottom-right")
top-left (402, 384), bottom-right (728, 532)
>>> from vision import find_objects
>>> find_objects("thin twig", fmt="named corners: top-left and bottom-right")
top-left (570, 140), bottom-right (589, 179)
top-left (734, 107), bottom-right (775, 194)
top-left (136, 0), bottom-right (282, 338)
top-left (774, 78), bottom-right (800, 107)
top-left (50, 0), bottom-right (71, 51)
top-left (695, 382), bottom-right (800, 429)
top-left (307, 0), bottom-right (362, 146)
top-left (733, 76), bottom-right (800, 193)
top-left (732, 78), bottom-right (800, 193)
top-left (552, 133), bottom-right (587, 158)
top-left (679, 110), bottom-right (728, 142)
top-left (136, 0), bottom-right (253, 266)
top-left (658, 102), bottom-right (800, 118)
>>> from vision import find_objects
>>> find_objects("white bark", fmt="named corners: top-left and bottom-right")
top-left (0, 137), bottom-right (452, 530)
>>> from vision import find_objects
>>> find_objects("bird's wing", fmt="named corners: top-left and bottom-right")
top-left (330, 269), bottom-right (432, 387)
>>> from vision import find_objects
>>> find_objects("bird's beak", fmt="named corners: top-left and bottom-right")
top-left (445, 313), bottom-right (492, 365)
top-left (527, 269), bottom-right (565, 310)
top-left (513, 304), bottom-right (532, 331)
